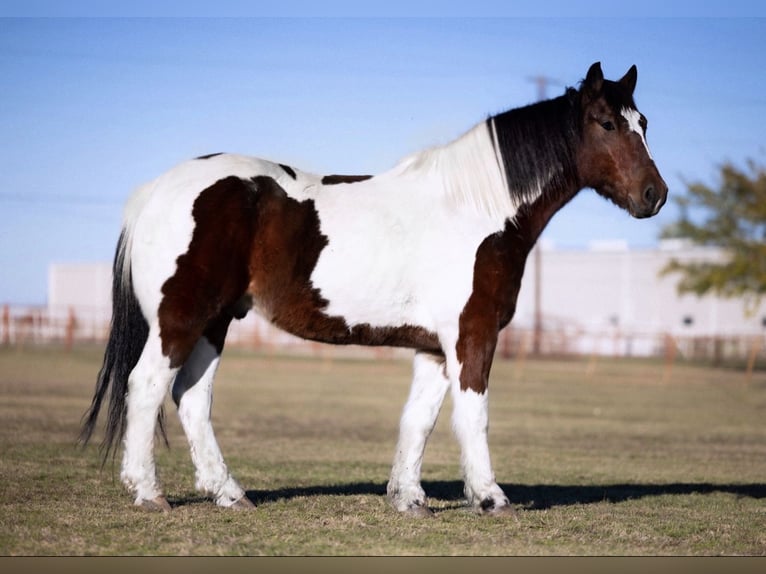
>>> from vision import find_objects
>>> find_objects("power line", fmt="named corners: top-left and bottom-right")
top-left (0, 192), bottom-right (120, 206)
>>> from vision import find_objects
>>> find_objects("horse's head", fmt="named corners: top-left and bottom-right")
top-left (576, 62), bottom-right (667, 219)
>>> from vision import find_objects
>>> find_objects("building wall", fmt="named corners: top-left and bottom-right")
top-left (512, 242), bottom-right (763, 355)
top-left (48, 262), bottom-right (112, 323)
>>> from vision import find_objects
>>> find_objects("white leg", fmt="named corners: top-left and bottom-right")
top-left (450, 385), bottom-right (511, 513)
top-left (442, 344), bottom-right (513, 515)
top-left (120, 324), bottom-right (177, 510)
top-left (387, 351), bottom-right (450, 515)
top-left (172, 337), bottom-right (251, 508)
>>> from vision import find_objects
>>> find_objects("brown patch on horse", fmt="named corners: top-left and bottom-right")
top-left (456, 222), bottom-right (525, 393)
top-left (158, 176), bottom-right (260, 367)
top-left (244, 176), bottom-right (343, 339)
top-left (343, 323), bottom-right (439, 350)
top-left (321, 174), bottom-right (373, 185)
top-left (158, 175), bottom-right (439, 367)
top-left (456, 183), bottom-right (581, 394)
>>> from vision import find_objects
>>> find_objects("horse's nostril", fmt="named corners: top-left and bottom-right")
top-left (643, 185), bottom-right (657, 205)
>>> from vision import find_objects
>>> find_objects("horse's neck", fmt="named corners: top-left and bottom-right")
top-left (509, 176), bottom-right (583, 254)
top-left (383, 102), bottom-right (582, 236)
top-left (487, 94), bottom-right (582, 246)
top-left (491, 93), bottom-right (580, 196)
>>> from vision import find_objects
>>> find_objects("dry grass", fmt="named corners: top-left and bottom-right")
top-left (0, 345), bottom-right (764, 555)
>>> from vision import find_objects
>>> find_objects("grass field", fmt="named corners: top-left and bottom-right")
top-left (0, 345), bottom-right (764, 555)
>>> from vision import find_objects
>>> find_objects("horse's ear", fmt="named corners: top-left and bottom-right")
top-left (619, 65), bottom-right (638, 95)
top-left (583, 62), bottom-right (604, 94)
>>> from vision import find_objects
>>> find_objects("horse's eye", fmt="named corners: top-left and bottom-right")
top-left (601, 121), bottom-right (616, 131)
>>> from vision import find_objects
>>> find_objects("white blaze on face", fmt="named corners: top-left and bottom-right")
top-left (621, 107), bottom-right (653, 160)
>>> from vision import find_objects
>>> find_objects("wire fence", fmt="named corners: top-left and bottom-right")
top-left (2, 304), bottom-right (764, 378)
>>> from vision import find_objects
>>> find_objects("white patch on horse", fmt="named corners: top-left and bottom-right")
top-left (621, 107), bottom-right (653, 159)
top-left (489, 117), bottom-right (510, 197)
top-left (308, 123), bottom-right (515, 332)
top-left (395, 122), bottom-right (516, 226)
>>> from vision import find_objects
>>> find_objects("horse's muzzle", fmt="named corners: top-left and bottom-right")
top-left (630, 180), bottom-right (668, 219)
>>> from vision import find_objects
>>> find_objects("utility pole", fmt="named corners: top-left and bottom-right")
top-left (529, 75), bottom-right (551, 103)
top-left (528, 75), bottom-right (557, 356)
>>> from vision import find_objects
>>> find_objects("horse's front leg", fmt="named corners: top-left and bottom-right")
top-left (387, 350), bottom-right (450, 516)
top-left (447, 326), bottom-right (515, 516)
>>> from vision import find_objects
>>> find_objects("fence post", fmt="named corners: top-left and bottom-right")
top-left (745, 336), bottom-right (761, 386)
top-left (712, 337), bottom-right (723, 368)
top-left (662, 333), bottom-right (677, 384)
top-left (1, 304), bottom-right (9, 346)
top-left (513, 330), bottom-right (530, 381)
top-left (498, 326), bottom-right (513, 359)
top-left (65, 307), bottom-right (76, 352)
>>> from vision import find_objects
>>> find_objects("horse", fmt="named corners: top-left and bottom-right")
top-left (80, 62), bottom-right (667, 516)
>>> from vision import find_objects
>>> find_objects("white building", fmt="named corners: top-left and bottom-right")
top-left (511, 240), bottom-right (763, 356)
top-left (48, 262), bottom-right (112, 323)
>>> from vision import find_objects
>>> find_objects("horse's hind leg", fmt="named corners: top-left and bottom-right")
top-left (387, 351), bottom-right (450, 516)
top-left (120, 323), bottom-right (178, 511)
top-left (171, 331), bottom-right (252, 509)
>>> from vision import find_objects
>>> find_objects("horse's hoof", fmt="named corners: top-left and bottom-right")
top-left (229, 495), bottom-right (256, 511)
top-left (401, 502), bottom-right (435, 518)
top-left (488, 504), bottom-right (519, 520)
top-left (478, 497), bottom-right (518, 519)
top-left (137, 496), bottom-right (172, 512)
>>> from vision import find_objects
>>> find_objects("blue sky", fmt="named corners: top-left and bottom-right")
top-left (1, 15), bottom-right (766, 304)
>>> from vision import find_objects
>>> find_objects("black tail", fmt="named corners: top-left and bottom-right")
top-left (79, 228), bottom-right (166, 464)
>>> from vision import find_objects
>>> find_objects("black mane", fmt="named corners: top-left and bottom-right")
top-left (489, 88), bottom-right (581, 201)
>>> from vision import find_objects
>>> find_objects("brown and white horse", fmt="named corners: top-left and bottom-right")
top-left (81, 62), bottom-right (667, 516)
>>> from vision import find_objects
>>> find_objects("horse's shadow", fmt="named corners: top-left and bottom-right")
top-left (234, 481), bottom-right (766, 511)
